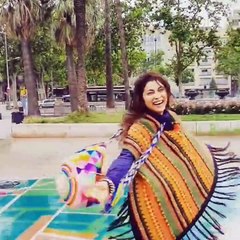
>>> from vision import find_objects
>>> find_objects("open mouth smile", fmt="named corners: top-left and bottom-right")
top-left (153, 100), bottom-right (164, 106)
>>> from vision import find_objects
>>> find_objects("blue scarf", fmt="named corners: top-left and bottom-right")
top-left (146, 109), bottom-right (174, 131)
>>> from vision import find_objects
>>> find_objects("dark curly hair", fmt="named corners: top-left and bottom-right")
top-left (120, 72), bottom-right (173, 141)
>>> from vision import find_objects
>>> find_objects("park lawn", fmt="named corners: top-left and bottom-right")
top-left (181, 114), bottom-right (240, 121)
top-left (25, 111), bottom-right (124, 124)
top-left (25, 112), bottom-right (240, 124)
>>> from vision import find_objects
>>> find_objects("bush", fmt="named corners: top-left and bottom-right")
top-left (172, 99), bottom-right (240, 115)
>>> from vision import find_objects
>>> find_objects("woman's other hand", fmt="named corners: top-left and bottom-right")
top-left (84, 181), bottom-right (110, 205)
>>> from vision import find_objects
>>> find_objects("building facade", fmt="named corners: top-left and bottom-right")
top-left (142, 26), bottom-right (234, 96)
top-left (229, 9), bottom-right (240, 29)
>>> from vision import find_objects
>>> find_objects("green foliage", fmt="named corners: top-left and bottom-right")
top-left (182, 69), bottom-right (194, 83)
top-left (150, 0), bottom-right (226, 88)
top-left (25, 111), bottom-right (240, 124)
top-left (0, 36), bottom-right (21, 84)
top-left (171, 100), bottom-right (240, 115)
top-left (142, 50), bottom-right (170, 75)
top-left (86, 31), bottom-right (106, 85)
top-left (0, 0), bottom-right (54, 40)
top-left (86, 0), bottom-right (149, 85)
top-left (25, 111), bottom-right (125, 123)
top-left (216, 28), bottom-right (240, 79)
top-left (52, 0), bottom-right (103, 50)
top-left (32, 25), bottom-right (67, 86)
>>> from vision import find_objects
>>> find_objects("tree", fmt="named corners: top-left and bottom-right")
top-left (216, 28), bottom-right (240, 96)
top-left (86, 0), bottom-right (149, 85)
top-left (32, 25), bottom-right (67, 98)
top-left (143, 50), bottom-right (170, 75)
top-left (150, 0), bottom-right (226, 96)
top-left (54, 0), bottom-right (103, 111)
top-left (0, 0), bottom-right (53, 116)
top-left (104, 0), bottom-right (115, 108)
top-left (115, 0), bottom-right (130, 109)
top-left (74, 0), bottom-right (88, 112)
top-left (0, 36), bottom-right (21, 101)
top-left (182, 69), bottom-right (194, 84)
top-left (53, 0), bottom-right (78, 111)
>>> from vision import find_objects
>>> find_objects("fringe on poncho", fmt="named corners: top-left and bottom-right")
top-left (108, 112), bottom-right (240, 240)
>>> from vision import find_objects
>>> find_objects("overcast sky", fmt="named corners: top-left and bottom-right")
top-left (227, 0), bottom-right (240, 9)
top-left (220, 0), bottom-right (240, 27)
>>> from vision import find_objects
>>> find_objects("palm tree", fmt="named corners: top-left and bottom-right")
top-left (0, 0), bottom-right (53, 116)
top-left (53, 0), bottom-right (77, 111)
top-left (115, 0), bottom-right (130, 110)
top-left (73, 0), bottom-right (88, 112)
top-left (104, 0), bottom-right (114, 108)
top-left (53, 0), bottom-right (103, 111)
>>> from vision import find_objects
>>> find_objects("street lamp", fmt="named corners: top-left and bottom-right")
top-left (0, 30), bottom-right (10, 109)
top-left (0, 30), bottom-right (20, 110)
top-left (154, 37), bottom-right (157, 68)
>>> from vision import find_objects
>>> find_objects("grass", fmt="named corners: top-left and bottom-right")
top-left (24, 111), bottom-right (124, 124)
top-left (181, 114), bottom-right (240, 121)
top-left (24, 112), bottom-right (240, 124)
top-left (196, 128), bottom-right (240, 136)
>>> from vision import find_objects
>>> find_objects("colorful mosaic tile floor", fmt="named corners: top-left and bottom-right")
top-left (0, 178), bottom-right (131, 240)
top-left (1, 178), bottom-right (240, 240)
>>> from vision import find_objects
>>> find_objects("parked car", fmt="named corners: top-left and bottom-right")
top-left (39, 99), bottom-right (56, 108)
top-left (62, 95), bottom-right (70, 102)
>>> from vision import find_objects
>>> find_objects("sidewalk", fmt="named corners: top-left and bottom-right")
top-left (11, 120), bottom-right (240, 138)
top-left (0, 104), bottom-right (11, 139)
top-left (1, 102), bottom-right (240, 138)
top-left (0, 136), bottom-right (239, 240)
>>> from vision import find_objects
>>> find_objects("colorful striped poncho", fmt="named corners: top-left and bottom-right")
top-left (108, 112), bottom-right (240, 240)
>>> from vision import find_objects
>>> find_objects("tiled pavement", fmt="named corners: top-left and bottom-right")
top-left (0, 175), bottom-right (240, 240)
top-left (0, 178), bottom-right (130, 240)
top-left (0, 126), bottom-right (240, 239)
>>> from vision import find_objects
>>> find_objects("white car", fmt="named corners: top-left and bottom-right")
top-left (40, 99), bottom-right (56, 108)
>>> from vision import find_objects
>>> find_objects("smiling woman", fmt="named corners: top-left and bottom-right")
top-left (77, 72), bottom-right (240, 240)
top-left (143, 80), bottom-right (168, 115)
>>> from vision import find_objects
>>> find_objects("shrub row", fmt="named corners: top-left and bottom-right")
top-left (171, 100), bottom-right (240, 115)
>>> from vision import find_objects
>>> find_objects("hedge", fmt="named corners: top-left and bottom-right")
top-left (171, 99), bottom-right (240, 115)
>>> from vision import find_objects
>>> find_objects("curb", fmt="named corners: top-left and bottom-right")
top-left (11, 120), bottom-right (240, 138)
top-left (11, 123), bottom-right (120, 138)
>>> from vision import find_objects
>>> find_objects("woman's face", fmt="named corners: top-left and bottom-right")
top-left (143, 80), bottom-right (168, 115)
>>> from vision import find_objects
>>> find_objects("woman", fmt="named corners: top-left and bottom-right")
top-left (85, 72), bottom-right (240, 240)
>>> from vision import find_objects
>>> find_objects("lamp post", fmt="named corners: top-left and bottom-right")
top-left (4, 33), bottom-right (10, 94)
top-left (1, 30), bottom-right (20, 110)
top-left (0, 30), bottom-right (10, 109)
top-left (154, 37), bottom-right (157, 68)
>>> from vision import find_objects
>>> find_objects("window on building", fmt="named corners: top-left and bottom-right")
top-left (200, 68), bottom-right (212, 76)
top-left (199, 78), bottom-right (211, 86)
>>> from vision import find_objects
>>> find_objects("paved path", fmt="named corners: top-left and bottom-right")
top-left (0, 136), bottom-right (240, 239)
top-left (0, 104), bottom-right (11, 139)
top-left (0, 136), bottom-right (239, 179)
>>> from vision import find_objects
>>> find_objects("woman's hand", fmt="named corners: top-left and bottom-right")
top-left (84, 181), bottom-right (110, 205)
